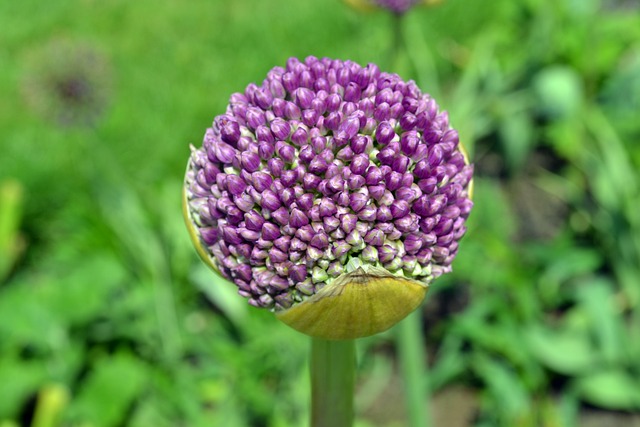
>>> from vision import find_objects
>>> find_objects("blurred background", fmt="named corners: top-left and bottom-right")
top-left (1, 0), bottom-right (639, 426)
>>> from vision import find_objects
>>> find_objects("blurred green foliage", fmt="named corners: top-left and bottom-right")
top-left (1, 0), bottom-right (639, 426)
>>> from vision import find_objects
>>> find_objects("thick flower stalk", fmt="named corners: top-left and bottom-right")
top-left (184, 56), bottom-right (473, 340)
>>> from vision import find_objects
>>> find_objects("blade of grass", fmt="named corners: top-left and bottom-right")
top-left (397, 309), bottom-right (431, 427)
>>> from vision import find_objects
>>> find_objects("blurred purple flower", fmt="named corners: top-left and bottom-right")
top-left (184, 56), bottom-right (473, 310)
top-left (21, 38), bottom-right (112, 127)
top-left (344, 0), bottom-right (443, 15)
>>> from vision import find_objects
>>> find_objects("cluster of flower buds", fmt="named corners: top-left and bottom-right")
top-left (184, 56), bottom-right (473, 317)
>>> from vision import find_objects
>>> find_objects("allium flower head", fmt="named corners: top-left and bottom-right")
top-left (184, 56), bottom-right (473, 339)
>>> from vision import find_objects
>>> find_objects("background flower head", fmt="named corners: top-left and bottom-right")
top-left (21, 38), bottom-right (112, 127)
top-left (344, 0), bottom-right (443, 14)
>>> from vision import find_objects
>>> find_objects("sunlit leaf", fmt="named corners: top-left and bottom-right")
top-left (524, 324), bottom-right (597, 375)
top-left (574, 369), bottom-right (640, 410)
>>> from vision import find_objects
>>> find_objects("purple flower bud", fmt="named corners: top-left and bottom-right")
top-left (245, 211), bottom-right (265, 231)
top-left (330, 228), bottom-right (346, 240)
top-left (272, 207), bottom-right (290, 226)
top-left (376, 205), bottom-right (393, 222)
top-left (200, 227), bottom-right (219, 245)
top-left (398, 176), bottom-right (413, 194)
top-left (309, 156), bottom-right (329, 175)
top-left (285, 102), bottom-right (302, 120)
top-left (267, 158), bottom-right (285, 177)
top-left (277, 170), bottom-right (295, 188)
top-left (458, 198), bottom-right (474, 216)
top-left (319, 199), bottom-right (337, 218)
top-left (373, 102), bottom-right (391, 122)
top-left (219, 118), bottom-right (241, 144)
top-left (349, 192), bottom-right (368, 212)
top-left (418, 177), bottom-right (438, 194)
top-left (226, 175), bottom-right (247, 196)
top-left (347, 175), bottom-right (366, 190)
top-left (365, 185), bottom-right (383, 202)
top-left (351, 135), bottom-right (369, 154)
top-left (234, 193), bottom-right (255, 212)
top-left (277, 143), bottom-right (297, 163)
top-left (377, 147), bottom-right (396, 166)
top-left (289, 264), bottom-right (307, 283)
top-left (335, 214), bottom-right (355, 234)
top-left (375, 88), bottom-right (393, 105)
top-left (271, 118), bottom-right (291, 140)
top-left (260, 222), bottom-right (280, 241)
top-left (240, 152), bottom-right (261, 173)
top-left (324, 111), bottom-right (342, 131)
top-left (427, 194), bottom-right (447, 216)
top-left (376, 121), bottom-right (396, 145)
top-left (293, 87), bottom-right (314, 109)
top-left (272, 98), bottom-right (287, 117)
top-left (261, 189), bottom-right (281, 210)
top-left (338, 116), bottom-right (360, 140)
top-left (400, 112), bottom-right (418, 131)
top-left (428, 144), bottom-right (444, 168)
top-left (213, 141), bottom-right (236, 164)
top-left (220, 225), bottom-right (243, 245)
top-left (358, 205), bottom-right (377, 222)
top-left (282, 71), bottom-right (298, 93)
top-left (378, 244), bottom-right (397, 263)
top-left (246, 108), bottom-right (266, 129)
top-left (310, 233), bottom-right (329, 250)
top-left (302, 109), bottom-right (320, 127)
top-left (270, 248), bottom-right (289, 264)
top-left (255, 140), bottom-right (273, 159)
top-left (395, 214), bottom-right (419, 233)
top-left (290, 208), bottom-right (310, 227)
top-left (249, 172), bottom-right (270, 193)
top-left (332, 241), bottom-right (352, 258)
top-left (349, 154), bottom-right (368, 175)
top-left (256, 125), bottom-right (274, 144)
top-left (392, 156), bottom-right (410, 173)
top-left (291, 126), bottom-right (308, 146)
top-left (327, 175), bottom-right (345, 193)
top-left (311, 97), bottom-right (327, 116)
top-left (390, 200), bottom-right (410, 219)
top-left (384, 171), bottom-right (403, 191)
top-left (345, 230), bottom-right (364, 248)
top-left (326, 93), bottom-right (341, 112)
top-left (403, 233), bottom-right (423, 254)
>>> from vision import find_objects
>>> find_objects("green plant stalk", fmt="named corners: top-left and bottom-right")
top-left (310, 338), bottom-right (356, 427)
top-left (397, 309), bottom-right (432, 427)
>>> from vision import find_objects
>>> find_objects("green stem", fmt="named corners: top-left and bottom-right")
top-left (397, 309), bottom-right (432, 427)
top-left (385, 13), bottom-right (404, 71)
top-left (310, 338), bottom-right (356, 427)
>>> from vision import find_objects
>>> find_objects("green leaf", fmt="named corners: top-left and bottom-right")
top-left (533, 66), bottom-right (584, 119)
top-left (498, 111), bottom-right (534, 173)
top-left (471, 353), bottom-right (530, 421)
top-left (574, 369), bottom-right (640, 410)
top-left (67, 352), bottom-right (148, 427)
top-left (0, 358), bottom-right (47, 419)
top-left (0, 180), bottom-right (24, 282)
top-left (190, 264), bottom-right (247, 327)
top-left (524, 323), bottom-right (597, 375)
top-left (576, 278), bottom-right (626, 365)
